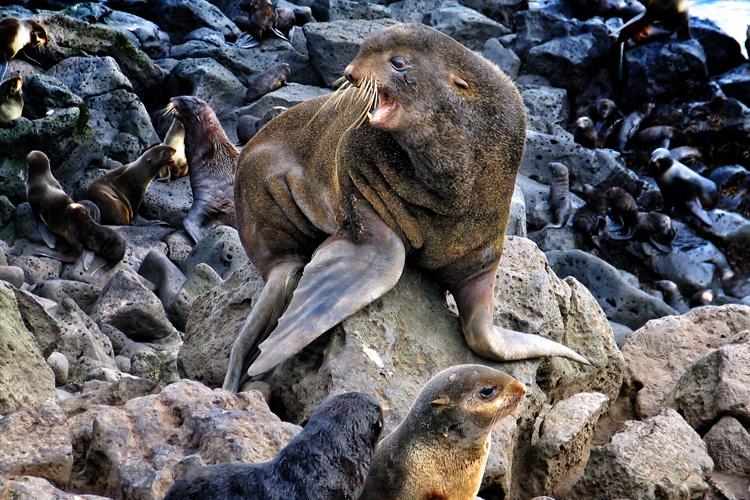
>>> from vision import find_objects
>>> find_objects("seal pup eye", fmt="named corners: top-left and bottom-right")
top-left (479, 386), bottom-right (496, 399)
top-left (390, 56), bottom-right (408, 71)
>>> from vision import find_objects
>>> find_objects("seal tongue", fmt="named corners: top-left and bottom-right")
top-left (369, 90), bottom-right (395, 127)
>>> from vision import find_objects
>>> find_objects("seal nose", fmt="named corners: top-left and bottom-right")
top-left (344, 64), bottom-right (360, 86)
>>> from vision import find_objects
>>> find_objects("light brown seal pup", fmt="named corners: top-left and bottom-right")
top-left (0, 75), bottom-right (22, 127)
top-left (159, 118), bottom-right (188, 181)
top-left (164, 96), bottom-right (239, 242)
top-left (86, 144), bottom-right (176, 225)
top-left (0, 17), bottom-right (48, 81)
top-left (26, 151), bottom-right (126, 267)
top-left (223, 23), bottom-right (588, 392)
top-left (543, 162), bottom-right (573, 229)
top-left (361, 364), bottom-right (525, 500)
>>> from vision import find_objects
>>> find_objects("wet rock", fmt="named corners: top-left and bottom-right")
top-left (0, 402), bottom-right (72, 486)
top-left (179, 264), bottom-right (264, 385)
top-left (236, 82), bottom-right (329, 121)
top-left (427, 1), bottom-right (510, 49)
top-left (624, 39), bottom-right (708, 101)
top-left (547, 249), bottom-right (676, 330)
top-left (703, 416), bottom-right (750, 477)
top-left (621, 304), bottom-right (750, 418)
top-left (717, 62), bottom-right (750, 107)
top-left (0, 475), bottom-right (108, 500)
top-left (47, 351), bottom-right (70, 386)
top-left (304, 19), bottom-right (399, 87)
top-left (91, 270), bottom-right (178, 342)
top-left (0, 265), bottom-right (25, 288)
top-left (483, 38), bottom-right (521, 78)
top-left (31, 279), bottom-right (100, 314)
top-left (68, 380), bottom-right (300, 498)
top-left (182, 225), bottom-right (248, 280)
top-left (690, 17), bottom-right (745, 76)
top-left (0, 282), bottom-right (56, 415)
top-left (574, 409), bottom-right (713, 499)
top-left (523, 392), bottom-right (610, 497)
top-left (668, 343), bottom-right (750, 430)
top-left (141, 176), bottom-right (193, 228)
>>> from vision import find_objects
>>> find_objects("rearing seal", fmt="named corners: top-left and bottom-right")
top-left (224, 23), bottom-right (588, 391)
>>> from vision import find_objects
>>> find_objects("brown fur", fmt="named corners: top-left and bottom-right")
top-left (0, 17), bottom-right (47, 78)
top-left (361, 365), bottom-right (525, 500)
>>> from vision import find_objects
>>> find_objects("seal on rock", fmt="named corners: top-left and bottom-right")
top-left (223, 23), bottom-right (588, 392)
top-left (159, 118), bottom-right (188, 181)
top-left (0, 17), bottom-right (48, 81)
top-left (604, 186), bottom-right (639, 238)
top-left (573, 184), bottom-right (608, 247)
top-left (164, 392), bottom-right (383, 500)
top-left (86, 144), bottom-right (176, 225)
top-left (26, 151), bottom-right (126, 268)
top-left (543, 162), bottom-right (573, 229)
top-left (0, 75), bottom-right (23, 127)
top-left (245, 63), bottom-right (291, 102)
top-left (361, 364), bottom-right (525, 500)
top-left (164, 96), bottom-right (239, 243)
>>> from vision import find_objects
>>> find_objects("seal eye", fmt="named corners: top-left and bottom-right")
top-left (390, 56), bottom-right (408, 71)
top-left (479, 386), bottom-right (496, 399)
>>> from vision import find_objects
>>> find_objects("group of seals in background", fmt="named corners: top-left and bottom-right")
top-left (167, 365), bottom-right (525, 500)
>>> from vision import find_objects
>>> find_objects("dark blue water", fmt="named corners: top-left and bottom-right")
top-left (691, 0), bottom-right (749, 56)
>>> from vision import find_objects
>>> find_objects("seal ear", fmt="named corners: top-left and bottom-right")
top-left (450, 73), bottom-right (469, 90)
top-left (430, 396), bottom-right (451, 407)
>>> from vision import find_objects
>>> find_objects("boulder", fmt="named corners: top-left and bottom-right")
top-left (235, 83), bottom-right (329, 121)
top-left (141, 176), bottom-right (193, 228)
top-left (0, 402), bottom-right (73, 487)
top-left (621, 304), bottom-right (750, 418)
top-left (690, 17), bottom-right (745, 76)
top-left (547, 250), bottom-right (676, 330)
top-left (31, 279), bottom-right (100, 314)
top-left (521, 84), bottom-right (569, 129)
top-left (427, 1), bottom-right (510, 49)
top-left (182, 225), bottom-right (248, 279)
top-left (703, 416), bottom-right (750, 477)
top-left (574, 409), bottom-right (713, 499)
top-left (7, 254), bottom-right (61, 285)
top-left (68, 380), bottom-right (300, 499)
top-left (717, 62), bottom-right (750, 108)
top-left (304, 19), bottom-right (399, 87)
top-left (0, 282), bottom-right (56, 414)
top-left (47, 56), bottom-right (132, 99)
top-left (328, 0), bottom-right (393, 21)
top-left (483, 38), bottom-right (521, 79)
top-left (1, 475), bottom-right (108, 500)
top-left (668, 343), bottom-right (750, 430)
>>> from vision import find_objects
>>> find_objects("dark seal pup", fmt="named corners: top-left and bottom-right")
top-left (164, 96), bottom-right (239, 243)
top-left (86, 144), bottom-right (176, 225)
top-left (361, 364), bottom-right (525, 500)
top-left (26, 151), bottom-right (126, 267)
top-left (224, 23), bottom-right (588, 392)
top-left (164, 392), bottom-right (383, 500)
top-left (0, 17), bottom-right (48, 81)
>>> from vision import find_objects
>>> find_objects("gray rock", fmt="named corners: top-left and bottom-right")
top-left (141, 175), bottom-right (193, 228)
top-left (304, 19), bottom-right (399, 87)
top-left (460, 0), bottom-right (527, 28)
top-left (31, 279), bottom-right (100, 314)
top-left (506, 183), bottom-right (527, 237)
top-left (547, 249), bottom-right (676, 329)
top-left (524, 392), bottom-right (610, 497)
top-left (0, 195), bottom-right (16, 229)
top-left (1, 475), bottom-right (108, 500)
top-left (0, 266), bottom-right (25, 288)
top-left (668, 343), bottom-right (750, 430)
top-left (47, 56), bottom-right (132, 99)
top-left (521, 85), bottom-right (569, 130)
top-left (235, 83), bottom-right (329, 121)
top-left (575, 409), bottom-right (713, 499)
top-left (129, 350), bottom-right (162, 382)
top-left (388, 0), bottom-right (442, 23)
top-left (8, 255), bottom-right (62, 285)
top-left (0, 282), bottom-right (56, 415)
top-left (91, 270), bottom-right (178, 341)
top-left (483, 38), bottom-right (521, 78)
top-left (328, 0), bottom-right (393, 21)
top-left (703, 416), bottom-right (750, 477)
top-left (690, 17), bottom-right (745, 76)
top-left (47, 351), bottom-right (70, 386)
top-left (182, 225), bottom-right (248, 280)
top-left (113, 225), bottom-right (174, 272)
top-left (609, 321), bottom-right (634, 348)
top-left (621, 304), bottom-right (750, 418)
top-left (165, 230), bottom-right (195, 268)
top-left (427, 1), bottom-right (510, 49)
top-left (138, 250), bottom-right (187, 316)
top-left (14, 204), bottom-right (44, 245)
top-left (167, 263), bottom-right (223, 332)
top-left (717, 62), bottom-right (750, 108)
top-left (512, 8), bottom-right (578, 58)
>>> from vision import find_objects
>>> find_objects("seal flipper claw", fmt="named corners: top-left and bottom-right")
top-left (247, 228), bottom-right (406, 377)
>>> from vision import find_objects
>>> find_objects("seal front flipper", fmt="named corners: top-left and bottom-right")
top-left (685, 199), bottom-right (712, 226)
top-left (0, 61), bottom-right (8, 83)
top-left (247, 224), bottom-right (406, 377)
top-left (35, 217), bottom-right (57, 248)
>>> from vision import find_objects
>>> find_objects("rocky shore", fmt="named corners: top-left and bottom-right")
top-left (1, 0), bottom-right (749, 498)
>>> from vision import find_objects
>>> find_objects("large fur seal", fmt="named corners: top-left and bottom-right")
top-left (164, 392), bottom-right (383, 500)
top-left (0, 17), bottom-right (47, 81)
top-left (26, 151), bottom-right (126, 267)
top-left (86, 144), bottom-right (176, 225)
top-left (223, 23), bottom-right (588, 392)
top-left (361, 364), bottom-right (525, 500)
top-left (0, 75), bottom-right (22, 127)
top-left (164, 96), bottom-right (239, 242)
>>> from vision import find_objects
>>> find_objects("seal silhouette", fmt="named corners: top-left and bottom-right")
top-left (361, 364), bottom-right (526, 500)
top-left (164, 392), bottom-right (383, 500)
top-left (224, 23), bottom-right (588, 392)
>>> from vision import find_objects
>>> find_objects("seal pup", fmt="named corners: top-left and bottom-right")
top-left (164, 96), bottom-right (239, 243)
top-left (159, 118), bottom-right (188, 181)
top-left (86, 144), bottom-right (176, 225)
top-left (235, 0), bottom-right (289, 48)
top-left (573, 116), bottom-right (599, 149)
top-left (361, 365), bottom-right (525, 500)
top-left (573, 184), bottom-right (608, 247)
top-left (603, 187), bottom-right (639, 238)
top-left (224, 23), bottom-right (588, 391)
top-left (245, 63), bottom-right (291, 102)
top-left (0, 75), bottom-right (22, 127)
top-left (543, 162), bottom-right (573, 229)
top-left (630, 211), bottom-right (676, 252)
top-left (0, 17), bottom-right (48, 81)
top-left (164, 392), bottom-right (383, 500)
top-left (649, 148), bottom-right (717, 226)
top-left (26, 151), bottom-right (126, 269)
top-left (654, 279), bottom-right (688, 312)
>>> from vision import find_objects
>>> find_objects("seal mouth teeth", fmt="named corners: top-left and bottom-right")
top-left (369, 89), bottom-right (397, 127)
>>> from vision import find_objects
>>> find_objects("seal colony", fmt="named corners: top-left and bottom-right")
top-left (223, 23), bottom-right (588, 392)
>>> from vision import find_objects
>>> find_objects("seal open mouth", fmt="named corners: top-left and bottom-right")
top-left (369, 88), bottom-right (398, 128)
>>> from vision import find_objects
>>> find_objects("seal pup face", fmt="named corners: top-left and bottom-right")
top-left (26, 150), bottom-right (52, 181)
top-left (27, 20), bottom-right (48, 48)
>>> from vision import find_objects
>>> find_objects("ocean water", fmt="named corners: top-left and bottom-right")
top-left (690, 0), bottom-right (749, 56)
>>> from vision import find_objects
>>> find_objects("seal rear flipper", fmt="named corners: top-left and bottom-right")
top-left (247, 229), bottom-right (406, 377)
top-left (36, 219), bottom-right (57, 249)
